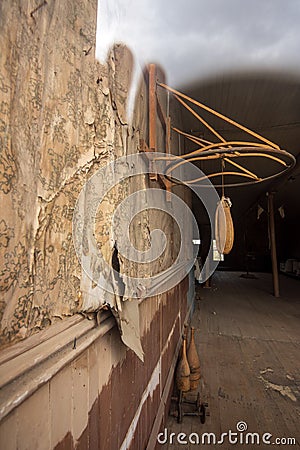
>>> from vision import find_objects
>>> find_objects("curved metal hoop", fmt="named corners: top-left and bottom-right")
top-left (156, 82), bottom-right (296, 188)
top-left (162, 145), bottom-right (296, 188)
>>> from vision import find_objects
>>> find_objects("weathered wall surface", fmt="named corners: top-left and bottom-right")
top-left (0, 1), bottom-right (194, 448)
top-left (0, 0), bottom-right (146, 349)
top-left (0, 0), bottom-right (106, 344)
top-left (0, 278), bottom-right (190, 450)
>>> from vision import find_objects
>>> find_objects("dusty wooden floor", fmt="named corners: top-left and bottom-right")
top-left (160, 271), bottom-right (300, 449)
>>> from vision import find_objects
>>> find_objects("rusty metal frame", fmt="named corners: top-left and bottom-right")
top-left (155, 81), bottom-right (296, 188)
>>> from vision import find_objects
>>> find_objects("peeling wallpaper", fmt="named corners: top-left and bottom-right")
top-left (0, 0), bottom-right (187, 358)
top-left (0, 0), bottom-right (130, 346)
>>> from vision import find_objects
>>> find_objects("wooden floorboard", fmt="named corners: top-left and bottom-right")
top-left (161, 272), bottom-right (300, 449)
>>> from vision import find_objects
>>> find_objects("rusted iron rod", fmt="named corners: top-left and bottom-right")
top-left (158, 82), bottom-right (280, 149)
top-left (174, 94), bottom-right (226, 144)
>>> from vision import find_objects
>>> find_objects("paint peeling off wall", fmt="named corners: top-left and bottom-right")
top-left (0, 2), bottom-right (194, 447)
top-left (0, 0), bottom-right (133, 347)
top-left (0, 0), bottom-right (189, 361)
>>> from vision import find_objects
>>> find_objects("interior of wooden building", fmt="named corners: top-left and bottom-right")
top-left (187, 72), bottom-right (300, 280)
top-left (0, 2), bottom-right (299, 450)
top-left (160, 72), bottom-right (300, 449)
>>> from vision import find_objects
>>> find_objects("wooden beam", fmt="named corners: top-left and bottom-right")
top-left (267, 192), bottom-right (280, 297)
top-left (148, 64), bottom-right (157, 180)
top-left (139, 139), bottom-right (158, 181)
top-left (157, 96), bottom-right (167, 131)
top-left (149, 64), bottom-right (157, 152)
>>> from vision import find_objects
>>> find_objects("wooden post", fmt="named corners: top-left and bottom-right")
top-left (148, 64), bottom-right (157, 180)
top-left (267, 192), bottom-right (280, 297)
top-left (149, 63), bottom-right (156, 152)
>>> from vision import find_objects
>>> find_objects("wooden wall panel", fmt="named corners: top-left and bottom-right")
top-left (0, 410), bottom-right (17, 450)
top-left (96, 332), bottom-right (111, 450)
top-left (50, 365), bottom-right (73, 449)
top-left (17, 384), bottom-right (51, 450)
top-left (87, 343), bottom-right (100, 450)
top-left (0, 277), bottom-right (190, 450)
top-left (72, 353), bottom-right (89, 448)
